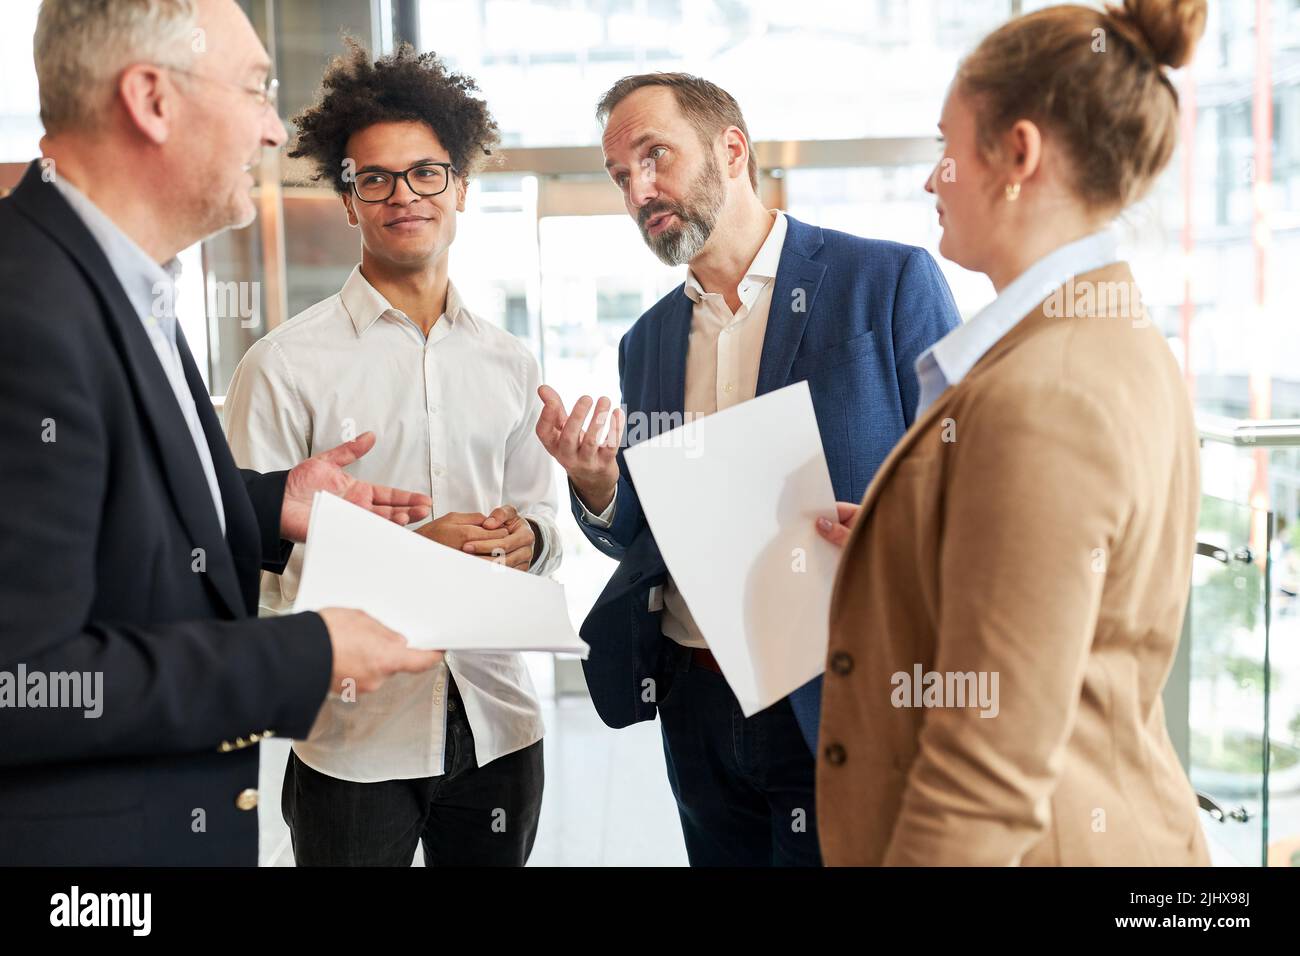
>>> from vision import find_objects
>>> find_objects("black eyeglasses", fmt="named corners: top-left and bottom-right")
top-left (350, 161), bottom-right (458, 203)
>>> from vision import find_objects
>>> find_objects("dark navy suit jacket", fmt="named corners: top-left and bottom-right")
top-left (571, 214), bottom-right (960, 750)
top-left (0, 161), bottom-right (332, 865)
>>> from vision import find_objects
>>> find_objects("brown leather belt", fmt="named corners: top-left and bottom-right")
top-left (690, 648), bottom-right (723, 675)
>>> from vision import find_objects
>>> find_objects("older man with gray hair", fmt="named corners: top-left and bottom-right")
top-left (0, 0), bottom-right (442, 865)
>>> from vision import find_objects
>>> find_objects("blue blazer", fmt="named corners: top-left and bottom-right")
top-left (572, 214), bottom-right (960, 751)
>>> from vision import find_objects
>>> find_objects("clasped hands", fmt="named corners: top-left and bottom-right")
top-left (275, 431), bottom-right (534, 701)
top-left (278, 430), bottom-right (534, 569)
top-left (415, 505), bottom-right (537, 571)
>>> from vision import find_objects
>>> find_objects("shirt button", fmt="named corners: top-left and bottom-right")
top-left (830, 651), bottom-right (854, 675)
top-left (824, 743), bottom-right (847, 766)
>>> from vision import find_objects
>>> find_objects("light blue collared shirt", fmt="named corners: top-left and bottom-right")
top-left (53, 177), bottom-right (226, 534)
top-left (913, 228), bottom-right (1121, 418)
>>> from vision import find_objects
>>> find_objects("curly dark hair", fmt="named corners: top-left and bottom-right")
top-left (289, 39), bottom-right (499, 194)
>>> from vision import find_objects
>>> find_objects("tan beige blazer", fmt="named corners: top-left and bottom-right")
top-left (817, 263), bottom-right (1210, 866)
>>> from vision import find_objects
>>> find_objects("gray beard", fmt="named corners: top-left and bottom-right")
top-left (646, 216), bottom-right (711, 266)
top-left (640, 156), bottom-right (724, 266)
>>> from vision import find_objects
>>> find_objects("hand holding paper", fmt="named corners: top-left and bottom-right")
top-left (623, 381), bottom-right (838, 716)
top-left (815, 501), bottom-right (862, 548)
top-left (295, 491), bottom-right (588, 656)
top-left (317, 607), bottom-right (444, 695)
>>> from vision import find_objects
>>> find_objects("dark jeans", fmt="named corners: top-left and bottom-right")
top-left (283, 676), bottom-right (544, 866)
top-left (657, 661), bottom-right (822, 866)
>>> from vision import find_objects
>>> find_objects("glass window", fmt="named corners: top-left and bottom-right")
top-left (784, 164), bottom-right (995, 316)
top-left (0, 1), bottom-right (41, 164)
top-left (534, 212), bottom-right (683, 618)
top-left (417, 0), bottom-right (1011, 145)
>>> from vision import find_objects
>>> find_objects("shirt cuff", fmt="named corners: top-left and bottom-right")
top-left (528, 518), bottom-right (551, 574)
top-left (573, 480), bottom-right (617, 528)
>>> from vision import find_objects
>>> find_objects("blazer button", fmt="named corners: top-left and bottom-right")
top-left (235, 789), bottom-right (259, 811)
top-left (824, 743), bottom-right (847, 766)
top-left (830, 651), bottom-right (854, 675)
top-left (218, 741), bottom-right (233, 753)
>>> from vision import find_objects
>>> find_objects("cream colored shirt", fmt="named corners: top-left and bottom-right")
top-left (582, 210), bottom-right (788, 649)
top-left (223, 266), bottom-right (560, 782)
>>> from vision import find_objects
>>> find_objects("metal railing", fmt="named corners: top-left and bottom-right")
top-left (1197, 414), bottom-right (1300, 447)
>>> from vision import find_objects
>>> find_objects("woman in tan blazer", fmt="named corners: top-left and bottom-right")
top-left (813, 0), bottom-right (1211, 866)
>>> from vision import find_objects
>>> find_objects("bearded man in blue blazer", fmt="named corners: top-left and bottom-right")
top-left (535, 73), bottom-right (960, 866)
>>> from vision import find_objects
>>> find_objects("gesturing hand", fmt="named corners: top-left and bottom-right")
top-left (534, 384), bottom-right (623, 514)
top-left (281, 432), bottom-right (432, 543)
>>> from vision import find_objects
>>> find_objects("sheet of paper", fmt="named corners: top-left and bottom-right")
top-left (623, 380), bottom-right (838, 715)
top-left (292, 492), bottom-right (588, 657)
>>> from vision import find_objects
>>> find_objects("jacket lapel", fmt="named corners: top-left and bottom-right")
top-left (176, 324), bottom-right (264, 615)
top-left (852, 387), bottom-right (955, 528)
top-left (757, 215), bottom-right (827, 396)
top-left (656, 291), bottom-right (693, 416)
top-left (12, 163), bottom-right (247, 617)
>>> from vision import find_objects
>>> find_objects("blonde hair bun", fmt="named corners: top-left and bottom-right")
top-left (1107, 0), bottom-right (1208, 70)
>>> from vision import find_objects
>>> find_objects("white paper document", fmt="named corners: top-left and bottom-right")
top-left (292, 492), bottom-right (588, 657)
top-left (623, 380), bottom-right (839, 715)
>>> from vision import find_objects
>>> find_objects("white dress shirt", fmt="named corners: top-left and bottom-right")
top-left (580, 210), bottom-right (788, 649)
top-left (53, 176), bottom-right (226, 533)
top-left (223, 265), bottom-right (561, 782)
top-left (913, 227), bottom-right (1121, 417)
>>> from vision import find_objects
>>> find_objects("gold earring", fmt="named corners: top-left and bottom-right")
top-left (1005, 182), bottom-right (1021, 202)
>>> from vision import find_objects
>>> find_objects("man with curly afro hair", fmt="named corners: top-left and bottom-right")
top-left (223, 40), bottom-right (560, 867)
